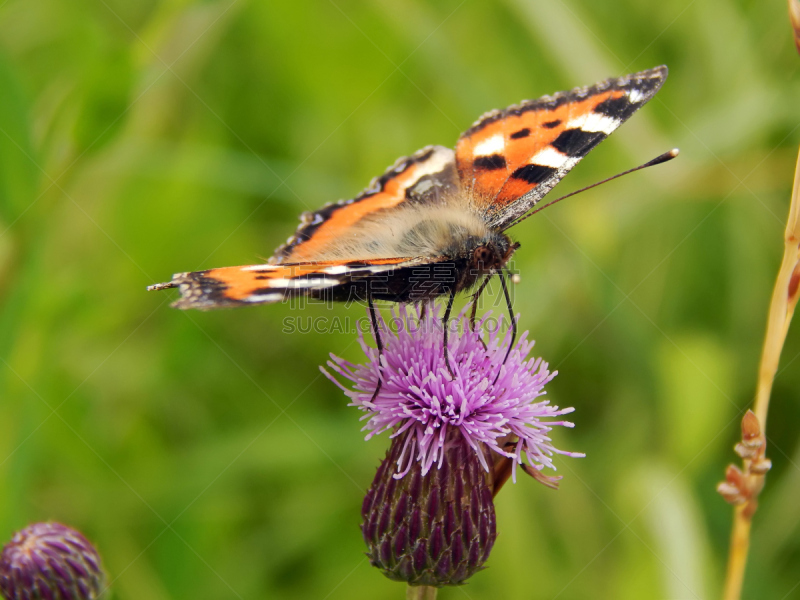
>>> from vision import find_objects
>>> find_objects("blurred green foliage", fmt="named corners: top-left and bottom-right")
top-left (1, 0), bottom-right (799, 598)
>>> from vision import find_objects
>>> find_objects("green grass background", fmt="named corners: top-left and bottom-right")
top-left (1, 0), bottom-right (799, 598)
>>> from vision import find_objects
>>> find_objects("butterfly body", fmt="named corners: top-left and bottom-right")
top-left (149, 67), bottom-right (668, 310)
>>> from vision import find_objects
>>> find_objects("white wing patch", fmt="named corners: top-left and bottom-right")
top-left (529, 147), bottom-right (575, 169)
top-left (565, 112), bottom-right (619, 134)
top-left (244, 293), bottom-right (284, 303)
top-left (473, 134), bottom-right (505, 157)
top-left (242, 264), bottom-right (280, 272)
top-left (628, 89), bottom-right (645, 103)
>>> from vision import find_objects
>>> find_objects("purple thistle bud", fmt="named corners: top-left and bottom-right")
top-left (0, 522), bottom-right (106, 600)
top-left (361, 429), bottom-right (496, 586)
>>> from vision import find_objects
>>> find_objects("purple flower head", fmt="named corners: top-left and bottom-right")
top-left (323, 303), bottom-right (583, 481)
top-left (0, 521), bottom-right (106, 600)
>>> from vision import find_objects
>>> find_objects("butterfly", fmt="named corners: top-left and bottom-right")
top-left (149, 66), bottom-right (670, 369)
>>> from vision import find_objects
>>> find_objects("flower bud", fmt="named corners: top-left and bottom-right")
top-left (750, 457), bottom-right (772, 475)
top-left (361, 431), bottom-right (497, 587)
top-left (734, 442), bottom-right (758, 459)
top-left (0, 522), bottom-right (106, 600)
top-left (740, 410), bottom-right (761, 443)
top-left (724, 464), bottom-right (746, 488)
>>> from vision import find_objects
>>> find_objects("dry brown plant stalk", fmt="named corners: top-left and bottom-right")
top-left (719, 140), bottom-right (800, 598)
top-left (790, 0), bottom-right (800, 54)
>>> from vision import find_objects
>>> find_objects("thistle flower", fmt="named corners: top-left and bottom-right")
top-left (324, 304), bottom-right (581, 481)
top-left (0, 522), bottom-right (106, 600)
top-left (323, 304), bottom-right (582, 588)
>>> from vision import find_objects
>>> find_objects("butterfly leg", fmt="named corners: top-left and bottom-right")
top-left (500, 270), bottom-right (517, 361)
top-left (419, 301), bottom-right (428, 321)
top-left (367, 294), bottom-right (384, 403)
top-left (493, 270), bottom-right (517, 384)
top-left (442, 287), bottom-right (457, 379)
top-left (470, 272), bottom-right (493, 350)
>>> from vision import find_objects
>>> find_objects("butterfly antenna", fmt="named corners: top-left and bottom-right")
top-left (502, 148), bottom-right (679, 231)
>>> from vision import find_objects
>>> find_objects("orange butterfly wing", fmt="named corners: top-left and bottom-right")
top-left (456, 66), bottom-right (667, 229)
top-left (148, 146), bottom-right (460, 309)
top-left (148, 258), bottom-right (433, 310)
top-left (272, 145), bottom-right (457, 264)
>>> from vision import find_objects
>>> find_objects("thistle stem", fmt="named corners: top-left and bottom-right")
top-left (722, 146), bottom-right (800, 599)
top-left (406, 585), bottom-right (438, 600)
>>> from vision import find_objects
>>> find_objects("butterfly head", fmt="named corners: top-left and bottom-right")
top-left (468, 234), bottom-right (518, 276)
